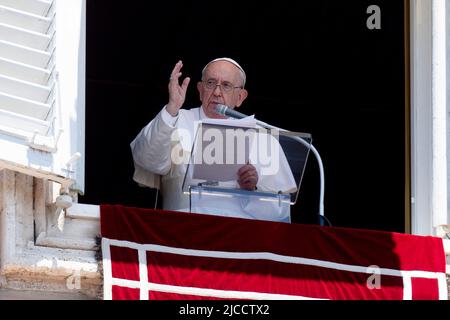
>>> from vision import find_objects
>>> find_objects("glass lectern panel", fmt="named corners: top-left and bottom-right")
top-left (182, 122), bottom-right (311, 222)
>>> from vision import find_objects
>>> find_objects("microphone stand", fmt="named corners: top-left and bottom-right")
top-left (254, 119), bottom-right (326, 225)
top-left (216, 104), bottom-right (326, 225)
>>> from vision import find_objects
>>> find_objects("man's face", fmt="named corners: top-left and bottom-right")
top-left (197, 61), bottom-right (248, 119)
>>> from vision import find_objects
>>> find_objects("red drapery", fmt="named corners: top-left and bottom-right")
top-left (100, 205), bottom-right (447, 300)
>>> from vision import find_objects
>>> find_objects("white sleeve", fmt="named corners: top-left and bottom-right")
top-left (130, 106), bottom-right (178, 176)
top-left (160, 105), bottom-right (179, 127)
top-left (251, 132), bottom-right (297, 194)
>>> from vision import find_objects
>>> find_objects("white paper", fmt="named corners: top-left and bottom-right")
top-left (200, 115), bottom-right (257, 128)
top-left (191, 119), bottom-right (257, 181)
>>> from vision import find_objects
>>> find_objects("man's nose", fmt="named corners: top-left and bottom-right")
top-left (213, 84), bottom-right (222, 95)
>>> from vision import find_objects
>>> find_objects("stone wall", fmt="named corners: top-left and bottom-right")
top-left (0, 169), bottom-right (101, 299)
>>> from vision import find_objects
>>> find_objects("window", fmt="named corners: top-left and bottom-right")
top-left (0, 0), bottom-right (85, 193)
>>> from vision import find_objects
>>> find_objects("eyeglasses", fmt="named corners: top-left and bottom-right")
top-left (202, 79), bottom-right (242, 92)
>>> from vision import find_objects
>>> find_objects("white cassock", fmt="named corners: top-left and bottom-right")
top-left (130, 106), bottom-right (297, 222)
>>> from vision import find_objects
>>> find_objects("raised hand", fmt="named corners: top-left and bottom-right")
top-left (166, 60), bottom-right (191, 116)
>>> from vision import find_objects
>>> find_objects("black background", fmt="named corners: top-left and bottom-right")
top-left (81, 0), bottom-right (406, 232)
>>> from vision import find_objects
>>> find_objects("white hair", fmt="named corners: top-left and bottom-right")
top-left (201, 57), bottom-right (246, 88)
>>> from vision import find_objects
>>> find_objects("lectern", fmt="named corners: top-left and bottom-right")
top-left (182, 122), bottom-right (312, 223)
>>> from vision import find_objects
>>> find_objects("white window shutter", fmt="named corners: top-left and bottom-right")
top-left (0, 0), bottom-right (85, 193)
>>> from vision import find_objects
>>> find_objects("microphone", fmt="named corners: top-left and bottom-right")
top-left (215, 104), bottom-right (248, 119)
top-left (214, 103), bottom-right (327, 223)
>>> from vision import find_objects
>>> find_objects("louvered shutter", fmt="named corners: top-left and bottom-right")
top-left (0, 0), bottom-right (85, 193)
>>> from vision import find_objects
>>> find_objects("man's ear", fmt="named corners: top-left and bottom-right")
top-left (197, 81), bottom-right (203, 101)
top-left (235, 89), bottom-right (248, 108)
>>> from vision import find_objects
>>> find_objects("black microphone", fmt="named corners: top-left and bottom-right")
top-left (215, 104), bottom-right (248, 119)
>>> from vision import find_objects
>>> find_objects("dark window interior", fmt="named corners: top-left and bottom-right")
top-left (82, 0), bottom-right (407, 232)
